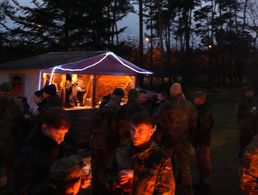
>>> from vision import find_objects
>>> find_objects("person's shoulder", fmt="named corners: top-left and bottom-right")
top-left (116, 143), bottom-right (131, 153)
top-left (145, 143), bottom-right (167, 165)
top-left (115, 143), bottom-right (132, 160)
top-left (183, 98), bottom-right (193, 105)
top-left (243, 135), bottom-right (258, 156)
top-left (15, 143), bottom-right (39, 163)
top-left (203, 102), bottom-right (213, 111)
top-left (20, 133), bottom-right (41, 153)
top-left (116, 103), bottom-right (127, 113)
top-left (99, 106), bottom-right (116, 116)
top-left (19, 144), bottom-right (35, 154)
top-left (147, 142), bottom-right (165, 157)
top-left (158, 99), bottom-right (171, 110)
top-left (0, 94), bottom-right (16, 103)
top-left (49, 95), bottom-right (61, 102)
top-left (183, 99), bottom-right (195, 110)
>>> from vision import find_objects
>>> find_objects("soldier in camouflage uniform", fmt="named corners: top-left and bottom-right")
top-left (113, 89), bottom-right (146, 146)
top-left (13, 107), bottom-right (71, 195)
top-left (0, 82), bottom-right (25, 191)
top-left (240, 134), bottom-right (258, 195)
top-left (39, 84), bottom-right (62, 113)
top-left (90, 88), bottom-right (125, 195)
top-left (106, 112), bottom-right (175, 195)
top-left (192, 91), bottom-right (213, 194)
top-left (154, 83), bottom-right (196, 195)
top-left (31, 154), bottom-right (90, 195)
top-left (237, 86), bottom-right (258, 155)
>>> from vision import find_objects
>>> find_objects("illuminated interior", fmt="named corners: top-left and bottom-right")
top-left (42, 73), bottom-right (135, 109)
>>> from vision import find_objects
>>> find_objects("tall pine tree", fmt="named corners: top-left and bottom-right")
top-left (7, 0), bottom-right (131, 51)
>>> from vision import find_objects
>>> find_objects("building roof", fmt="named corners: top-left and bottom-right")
top-left (42, 51), bottom-right (153, 76)
top-left (0, 51), bottom-right (106, 69)
top-left (0, 51), bottom-right (153, 76)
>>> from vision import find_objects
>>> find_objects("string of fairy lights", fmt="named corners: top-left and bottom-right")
top-left (47, 52), bottom-right (153, 84)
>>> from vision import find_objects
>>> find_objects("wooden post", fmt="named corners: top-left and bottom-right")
top-left (133, 76), bottom-right (136, 88)
top-left (92, 75), bottom-right (96, 108)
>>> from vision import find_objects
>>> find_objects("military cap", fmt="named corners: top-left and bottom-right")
top-left (34, 90), bottom-right (43, 97)
top-left (50, 155), bottom-right (84, 183)
top-left (42, 84), bottom-right (57, 96)
top-left (112, 87), bottom-right (125, 98)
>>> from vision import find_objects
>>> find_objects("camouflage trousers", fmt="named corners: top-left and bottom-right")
top-left (0, 151), bottom-right (16, 192)
top-left (164, 142), bottom-right (194, 195)
top-left (239, 127), bottom-right (253, 155)
top-left (194, 145), bottom-right (212, 185)
top-left (91, 149), bottom-right (112, 195)
top-left (238, 118), bottom-right (257, 155)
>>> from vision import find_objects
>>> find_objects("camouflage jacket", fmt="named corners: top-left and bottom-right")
top-left (106, 141), bottom-right (175, 195)
top-left (193, 102), bottom-right (213, 146)
top-left (240, 135), bottom-right (258, 195)
top-left (237, 96), bottom-right (258, 120)
top-left (237, 96), bottom-right (258, 136)
top-left (0, 94), bottom-right (25, 154)
top-left (38, 95), bottom-right (62, 113)
top-left (154, 95), bottom-right (196, 145)
top-left (90, 97), bottom-right (121, 155)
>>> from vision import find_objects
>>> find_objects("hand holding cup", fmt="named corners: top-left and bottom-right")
top-left (118, 169), bottom-right (134, 186)
top-left (250, 106), bottom-right (257, 114)
top-left (81, 164), bottom-right (91, 189)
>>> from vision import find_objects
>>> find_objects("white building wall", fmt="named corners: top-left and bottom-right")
top-left (0, 69), bottom-right (41, 111)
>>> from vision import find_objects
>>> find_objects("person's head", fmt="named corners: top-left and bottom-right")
top-left (128, 89), bottom-right (138, 102)
top-left (0, 82), bottom-right (12, 96)
top-left (137, 89), bottom-right (147, 104)
top-left (42, 84), bottom-right (57, 99)
top-left (33, 90), bottom-right (43, 105)
top-left (50, 155), bottom-right (84, 195)
top-left (130, 112), bottom-right (155, 147)
top-left (244, 86), bottom-right (255, 98)
top-left (112, 88), bottom-right (125, 98)
top-left (110, 87), bottom-right (125, 104)
top-left (170, 82), bottom-right (183, 97)
top-left (66, 74), bottom-right (72, 82)
top-left (19, 96), bottom-right (30, 109)
top-left (194, 91), bottom-right (207, 106)
top-left (11, 75), bottom-right (24, 97)
top-left (41, 107), bottom-right (70, 145)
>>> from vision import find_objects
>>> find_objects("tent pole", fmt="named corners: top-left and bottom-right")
top-left (38, 70), bottom-right (43, 90)
top-left (92, 75), bottom-right (96, 108)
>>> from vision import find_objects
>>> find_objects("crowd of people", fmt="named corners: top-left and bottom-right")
top-left (90, 83), bottom-right (213, 195)
top-left (0, 76), bottom-right (257, 195)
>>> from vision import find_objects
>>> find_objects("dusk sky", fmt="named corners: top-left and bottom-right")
top-left (16, 0), bottom-right (140, 40)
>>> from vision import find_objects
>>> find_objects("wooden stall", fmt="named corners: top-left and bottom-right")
top-left (41, 51), bottom-right (152, 148)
